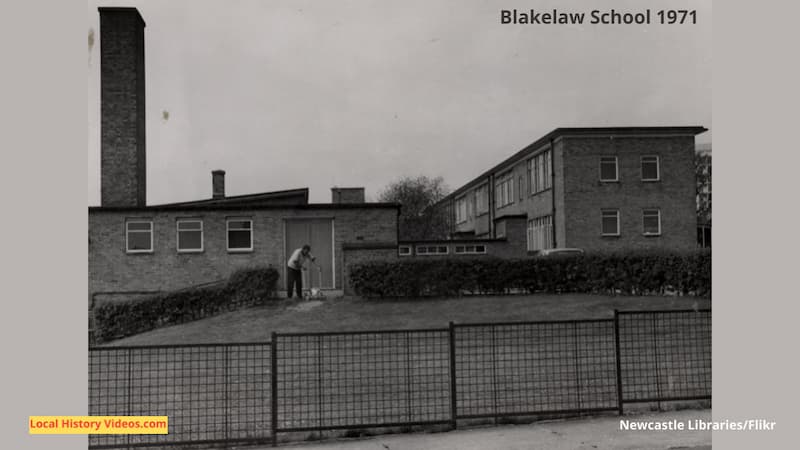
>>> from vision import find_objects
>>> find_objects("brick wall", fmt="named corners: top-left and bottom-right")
top-left (88, 206), bottom-right (398, 299)
top-left (561, 136), bottom-right (697, 252)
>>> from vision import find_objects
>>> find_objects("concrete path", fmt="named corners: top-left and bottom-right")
top-left (273, 409), bottom-right (711, 450)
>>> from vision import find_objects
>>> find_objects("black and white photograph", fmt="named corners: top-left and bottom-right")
top-left (85, 1), bottom-right (712, 448)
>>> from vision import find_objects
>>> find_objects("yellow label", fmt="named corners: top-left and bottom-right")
top-left (29, 416), bottom-right (168, 435)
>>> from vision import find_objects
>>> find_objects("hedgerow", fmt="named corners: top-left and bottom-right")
top-left (348, 250), bottom-right (711, 299)
top-left (93, 266), bottom-right (279, 343)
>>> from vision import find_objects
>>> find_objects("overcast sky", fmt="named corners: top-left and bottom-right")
top-left (87, 0), bottom-right (711, 205)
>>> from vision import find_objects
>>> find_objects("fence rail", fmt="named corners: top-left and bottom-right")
top-left (88, 309), bottom-right (711, 448)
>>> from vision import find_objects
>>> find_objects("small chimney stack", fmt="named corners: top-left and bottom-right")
top-left (98, 7), bottom-right (147, 207)
top-left (212, 170), bottom-right (226, 199)
top-left (331, 187), bottom-right (365, 204)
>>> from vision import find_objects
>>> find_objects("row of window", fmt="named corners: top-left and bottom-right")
top-left (455, 184), bottom-right (490, 224)
top-left (125, 218), bottom-right (253, 253)
top-left (527, 150), bottom-right (552, 194)
top-left (398, 244), bottom-right (488, 256)
top-left (458, 153), bottom-right (662, 223)
top-left (601, 209), bottom-right (662, 236)
top-left (600, 155), bottom-right (660, 182)
top-left (527, 215), bottom-right (554, 252)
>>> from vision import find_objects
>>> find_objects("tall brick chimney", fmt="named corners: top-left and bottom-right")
top-left (212, 170), bottom-right (226, 199)
top-left (99, 7), bottom-right (147, 207)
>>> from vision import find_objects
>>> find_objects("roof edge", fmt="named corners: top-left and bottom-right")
top-left (444, 126), bottom-right (708, 201)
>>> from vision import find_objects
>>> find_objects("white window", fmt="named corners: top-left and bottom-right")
top-left (641, 155), bottom-right (660, 181)
top-left (454, 244), bottom-right (487, 255)
top-left (642, 209), bottom-right (662, 236)
top-left (455, 196), bottom-right (468, 224)
top-left (526, 215), bottom-right (553, 251)
top-left (398, 245), bottom-right (411, 256)
top-left (416, 245), bottom-right (449, 255)
top-left (176, 219), bottom-right (203, 252)
top-left (475, 184), bottom-right (489, 215)
top-left (495, 172), bottom-right (514, 208)
top-left (126, 220), bottom-right (153, 253)
top-left (601, 210), bottom-right (620, 236)
top-left (227, 218), bottom-right (253, 252)
top-left (600, 157), bottom-right (618, 182)
top-left (527, 150), bottom-right (552, 194)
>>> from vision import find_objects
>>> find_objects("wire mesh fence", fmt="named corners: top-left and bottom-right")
top-left (88, 343), bottom-right (272, 449)
top-left (617, 309), bottom-right (712, 404)
top-left (453, 319), bottom-right (618, 419)
top-left (274, 329), bottom-right (451, 434)
top-left (87, 309), bottom-right (711, 448)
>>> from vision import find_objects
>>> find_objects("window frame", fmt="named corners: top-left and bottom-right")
top-left (398, 245), bottom-right (412, 256)
top-left (495, 172), bottom-right (514, 209)
top-left (455, 195), bottom-right (468, 224)
top-left (176, 219), bottom-right (204, 253)
top-left (475, 183), bottom-right (489, 216)
top-left (601, 209), bottom-right (621, 236)
top-left (454, 244), bottom-right (487, 255)
top-left (125, 219), bottom-right (154, 254)
top-left (641, 155), bottom-right (661, 181)
top-left (226, 218), bottom-right (254, 252)
top-left (599, 156), bottom-right (619, 182)
top-left (526, 215), bottom-right (554, 252)
top-left (642, 209), bottom-right (662, 236)
top-left (415, 245), bottom-right (449, 256)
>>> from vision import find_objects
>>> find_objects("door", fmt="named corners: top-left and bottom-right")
top-left (284, 218), bottom-right (334, 289)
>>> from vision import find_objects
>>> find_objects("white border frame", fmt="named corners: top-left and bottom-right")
top-left (601, 209), bottom-right (621, 236)
top-left (226, 217), bottom-right (254, 252)
top-left (176, 219), bottom-right (204, 253)
top-left (599, 156), bottom-right (619, 182)
top-left (125, 219), bottom-right (153, 254)
top-left (641, 155), bottom-right (661, 181)
top-left (642, 208), bottom-right (662, 236)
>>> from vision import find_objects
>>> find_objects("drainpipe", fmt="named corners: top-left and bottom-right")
top-left (488, 174), bottom-right (496, 237)
top-left (550, 138), bottom-right (557, 248)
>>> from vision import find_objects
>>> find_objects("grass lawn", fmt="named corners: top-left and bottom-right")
top-left (102, 293), bottom-right (710, 346)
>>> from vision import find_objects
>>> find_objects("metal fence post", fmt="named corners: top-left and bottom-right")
top-left (614, 310), bottom-right (623, 416)
top-left (448, 322), bottom-right (457, 430)
top-left (271, 333), bottom-right (278, 447)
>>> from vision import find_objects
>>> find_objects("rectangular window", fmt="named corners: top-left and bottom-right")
top-left (227, 218), bottom-right (253, 252)
top-left (642, 209), bottom-right (662, 235)
top-left (455, 196), bottom-right (468, 224)
top-left (475, 184), bottom-right (489, 215)
top-left (176, 219), bottom-right (203, 252)
top-left (398, 245), bottom-right (411, 256)
top-left (601, 210), bottom-right (620, 236)
top-left (415, 245), bottom-right (448, 255)
top-left (454, 244), bottom-right (487, 255)
top-left (126, 220), bottom-right (153, 253)
top-left (641, 155), bottom-right (660, 181)
top-left (600, 156), bottom-right (618, 182)
top-left (519, 175), bottom-right (524, 201)
top-left (495, 172), bottom-right (514, 208)
top-left (528, 150), bottom-right (552, 194)
top-left (526, 215), bottom-right (553, 251)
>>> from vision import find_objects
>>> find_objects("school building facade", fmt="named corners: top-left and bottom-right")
top-left (433, 126), bottom-right (708, 255)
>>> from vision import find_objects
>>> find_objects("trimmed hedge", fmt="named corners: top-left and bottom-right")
top-left (94, 266), bottom-right (279, 343)
top-left (348, 250), bottom-right (711, 299)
